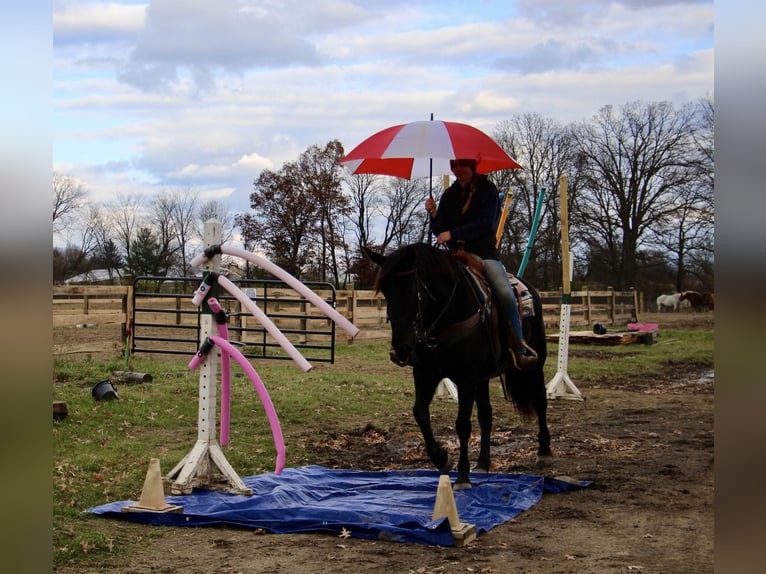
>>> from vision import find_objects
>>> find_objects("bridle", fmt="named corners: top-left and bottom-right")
top-left (393, 262), bottom-right (486, 351)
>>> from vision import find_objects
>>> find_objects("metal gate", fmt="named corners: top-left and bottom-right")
top-left (130, 276), bottom-right (338, 363)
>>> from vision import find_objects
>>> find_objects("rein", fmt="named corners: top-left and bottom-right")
top-left (400, 262), bottom-right (487, 350)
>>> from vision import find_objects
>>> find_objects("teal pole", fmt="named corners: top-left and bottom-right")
top-left (516, 185), bottom-right (546, 278)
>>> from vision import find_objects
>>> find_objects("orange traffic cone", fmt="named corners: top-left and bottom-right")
top-left (122, 458), bottom-right (183, 513)
top-left (431, 474), bottom-right (476, 547)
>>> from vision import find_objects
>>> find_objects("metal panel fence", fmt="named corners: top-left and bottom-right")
top-left (53, 283), bottom-right (641, 358)
top-left (128, 276), bottom-right (340, 363)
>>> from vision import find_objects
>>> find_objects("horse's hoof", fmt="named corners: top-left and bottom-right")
top-left (388, 348), bottom-right (411, 367)
top-left (437, 457), bottom-right (454, 473)
top-left (453, 481), bottom-right (472, 490)
top-left (472, 466), bottom-right (489, 474)
top-left (535, 455), bottom-right (554, 468)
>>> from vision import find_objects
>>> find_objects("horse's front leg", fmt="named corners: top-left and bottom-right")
top-left (474, 379), bottom-right (492, 473)
top-left (412, 368), bottom-right (451, 472)
top-left (453, 382), bottom-right (477, 489)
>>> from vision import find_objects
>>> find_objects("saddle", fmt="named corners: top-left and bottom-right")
top-left (450, 248), bottom-right (534, 322)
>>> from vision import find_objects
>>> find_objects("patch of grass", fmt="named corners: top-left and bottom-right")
top-left (559, 328), bottom-right (714, 385)
top-left (52, 328), bottom-right (713, 569)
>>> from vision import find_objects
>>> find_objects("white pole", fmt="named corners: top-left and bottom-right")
top-left (168, 219), bottom-right (254, 495)
top-left (546, 177), bottom-right (584, 401)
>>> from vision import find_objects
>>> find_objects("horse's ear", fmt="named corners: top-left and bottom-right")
top-left (362, 245), bottom-right (386, 268)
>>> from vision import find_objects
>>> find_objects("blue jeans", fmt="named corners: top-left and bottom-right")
top-left (482, 258), bottom-right (524, 351)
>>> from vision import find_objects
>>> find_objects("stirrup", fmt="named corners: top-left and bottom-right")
top-left (521, 340), bottom-right (538, 361)
top-left (512, 352), bottom-right (537, 371)
top-left (510, 341), bottom-right (538, 371)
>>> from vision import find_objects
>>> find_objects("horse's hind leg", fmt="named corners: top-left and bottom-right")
top-left (474, 379), bottom-right (492, 473)
top-left (412, 369), bottom-right (451, 472)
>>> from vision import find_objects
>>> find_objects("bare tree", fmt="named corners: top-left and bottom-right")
top-left (651, 180), bottom-right (713, 291)
top-left (106, 193), bottom-right (145, 272)
top-left (54, 203), bottom-right (108, 281)
top-left (647, 96), bottom-right (714, 291)
top-left (492, 114), bottom-right (573, 285)
top-left (378, 178), bottom-right (430, 250)
top-left (53, 172), bottom-right (87, 233)
top-left (569, 101), bottom-right (698, 289)
top-left (148, 191), bottom-right (183, 274)
top-left (164, 186), bottom-right (199, 276)
top-left (344, 172), bottom-right (384, 247)
top-left (691, 95), bottom-right (714, 189)
top-left (198, 199), bottom-right (235, 244)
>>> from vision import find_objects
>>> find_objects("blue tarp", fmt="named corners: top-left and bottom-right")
top-left (89, 465), bottom-right (588, 546)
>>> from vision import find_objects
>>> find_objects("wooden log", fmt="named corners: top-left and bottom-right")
top-left (112, 371), bottom-right (153, 383)
top-left (546, 330), bottom-right (653, 346)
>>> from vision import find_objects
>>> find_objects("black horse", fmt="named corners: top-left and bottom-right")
top-left (364, 243), bottom-right (551, 488)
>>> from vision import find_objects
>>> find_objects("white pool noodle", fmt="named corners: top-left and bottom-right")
top-left (216, 275), bottom-right (313, 372)
top-left (194, 245), bottom-right (359, 337)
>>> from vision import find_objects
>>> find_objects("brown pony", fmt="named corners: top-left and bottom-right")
top-left (680, 290), bottom-right (714, 312)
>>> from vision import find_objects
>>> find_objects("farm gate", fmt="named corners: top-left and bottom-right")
top-left (130, 276), bottom-right (339, 364)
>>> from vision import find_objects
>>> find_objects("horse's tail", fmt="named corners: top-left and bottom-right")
top-left (502, 279), bottom-right (547, 419)
top-left (503, 365), bottom-right (546, 419)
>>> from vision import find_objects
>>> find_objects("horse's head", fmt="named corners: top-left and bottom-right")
top-left (363, 244), bottom-right (458, 368)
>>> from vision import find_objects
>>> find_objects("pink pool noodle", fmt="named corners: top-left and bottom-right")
top-left (188, 338), bottom-right (214, 370)
top-left (209, 335), bottom-right (285, 474)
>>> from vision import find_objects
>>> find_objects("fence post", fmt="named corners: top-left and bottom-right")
top-left (124, 283), bottom-right (134, 353)
top-left (346, 290), bottom-right (356, 344)
top-left (232, 299), bottom-right (242, 342)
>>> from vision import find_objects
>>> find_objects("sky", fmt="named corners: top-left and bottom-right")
top-left (53, 0), bottom-right (714, 236)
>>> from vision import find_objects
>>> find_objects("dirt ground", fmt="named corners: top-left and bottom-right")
top-left (55, 312), bottom-right (714, 574)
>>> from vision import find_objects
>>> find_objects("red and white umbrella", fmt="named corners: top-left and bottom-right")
top-left (340, 120), bottom-right (522, 179)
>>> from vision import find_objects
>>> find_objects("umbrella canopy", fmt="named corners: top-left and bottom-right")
top-left (340, 120), bottom-right (522, 179)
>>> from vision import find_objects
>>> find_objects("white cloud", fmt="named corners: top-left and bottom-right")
top-left (54, 1), bottom-right (146, 40)
top-left (53, 0), bottom-right (714, 235)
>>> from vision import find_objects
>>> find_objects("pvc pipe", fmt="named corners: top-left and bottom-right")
top-left (188, 338), bottom-right (215, 370)
top-left (517, 185), bottom-right (546, 279)
top-left (217, 274), bottom-right (313, 372)
top-left (191, 273), bottom-right (218, 306)
top-left (209, 335), bottom-right (286, 474)
top-left (192, 245), bottom-right (359, 337)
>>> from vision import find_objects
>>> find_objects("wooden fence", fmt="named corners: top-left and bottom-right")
top-left (53, 284), bottom-right (641, 356)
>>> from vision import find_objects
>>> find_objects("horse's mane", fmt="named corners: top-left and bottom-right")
top-left (373, 243), bottom-right (459, 292)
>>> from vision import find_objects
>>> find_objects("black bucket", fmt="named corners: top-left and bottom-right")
top-left (92, 379), bottom-right (119, 401)
top-left (592, 323), bottom-right (608, 335)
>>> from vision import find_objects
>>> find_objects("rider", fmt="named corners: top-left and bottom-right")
top-left (425, 158), bottom-right (537, 370)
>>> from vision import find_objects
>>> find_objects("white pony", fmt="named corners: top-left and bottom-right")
top-left (657, 293), bottom-right (681, 312)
